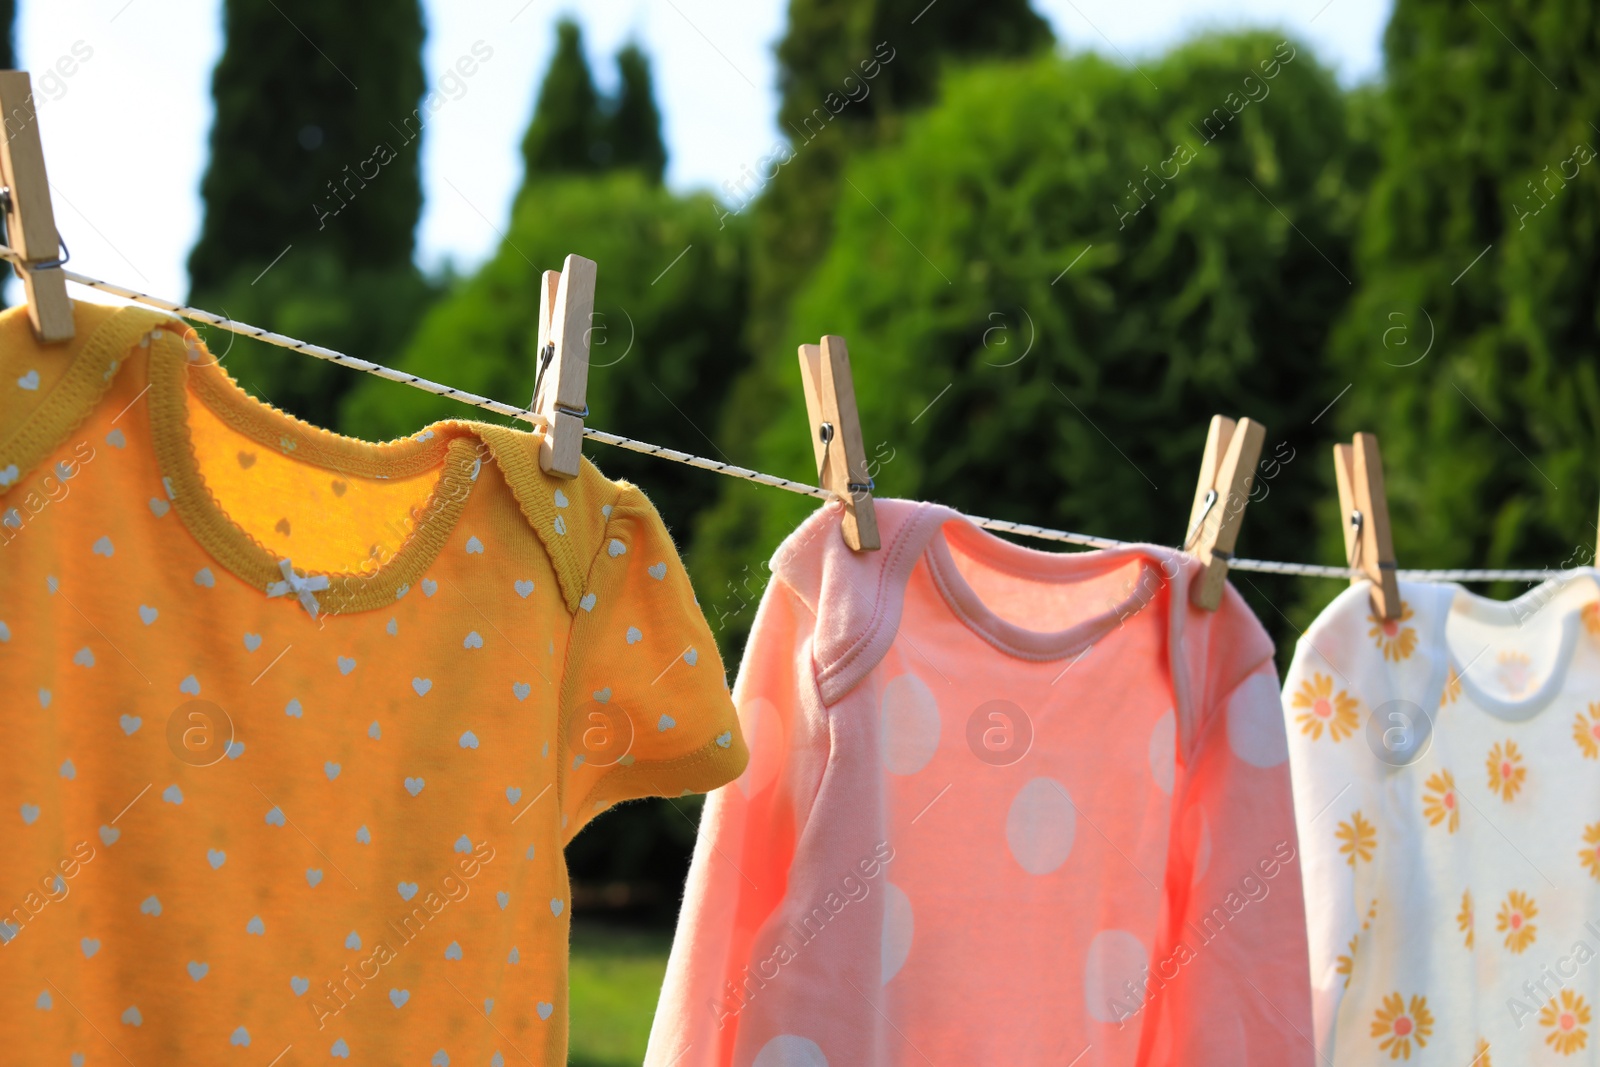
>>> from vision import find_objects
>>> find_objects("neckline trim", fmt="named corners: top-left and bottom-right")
top-left (1435, 571), bottom-right (1598, 721)
top-left (1, 303), bottom-right (597, 615)
top-left (147, 325), bottom-right (486, 614)
top-left (923, 517), bottom-right (1165, 661)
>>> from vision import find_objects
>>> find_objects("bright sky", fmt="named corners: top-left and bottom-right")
top-left (16, 0), bottom-right (1391, 304)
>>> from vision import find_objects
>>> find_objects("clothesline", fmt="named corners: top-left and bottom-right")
top-left (6, 244), bottom-right (1564, 583)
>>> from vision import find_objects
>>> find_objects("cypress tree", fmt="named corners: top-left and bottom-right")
top-left (185, 0), bottom-right (431, 430)
top-left (604, 43), bottom-right (667, 184)
top-left (1327, 0), bottom-right (1600, 581)
top-left (189, 0), bottom-right (426, 295)
top-left (776, 0), bottom-right (1052, 129)
top-left (521, 18), bottom-right (602, 181)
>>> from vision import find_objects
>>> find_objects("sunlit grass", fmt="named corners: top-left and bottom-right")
top-left (568, 921), bottom-right (673, 1067)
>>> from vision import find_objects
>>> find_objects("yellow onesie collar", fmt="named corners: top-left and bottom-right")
top-left (0, 301), bottom-right (606, 614)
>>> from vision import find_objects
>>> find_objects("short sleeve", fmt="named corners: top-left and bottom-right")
top-left (558, 483), bottom-right (747, 835)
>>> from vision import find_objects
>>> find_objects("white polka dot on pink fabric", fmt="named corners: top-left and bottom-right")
top-left (881, 674), bottom-right (940, 775)
top-left (1225, 670), bottom-right (1288, 767)
top-left (752, 1034), bottom-right (828, 1067)
top-left (1149, 709), bottom-right (1176, 794)
top-left (1084, 929), bottom-right (1148, 1024)
top-left (1005, 777), bottom-right (1076, 875)
top-left (881, 881), bottom-right (913, 986)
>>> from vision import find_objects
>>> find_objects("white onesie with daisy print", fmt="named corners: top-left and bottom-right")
top-left (1284, 571), bottom-right (1600, 1065)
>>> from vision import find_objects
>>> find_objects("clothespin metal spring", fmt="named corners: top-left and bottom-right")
top-left (816, 420), bottom-right (874, 497)
top-left (0, 186), bottom-right (68, 271)
top-left (1185, 415), bottom-right (1266, 611)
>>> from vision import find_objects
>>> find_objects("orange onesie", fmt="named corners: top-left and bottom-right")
top-left (0, 301), bottom-right (746, 1064)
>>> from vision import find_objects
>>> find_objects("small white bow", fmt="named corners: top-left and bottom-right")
top-left (266, 558), bottom-right (330, 617)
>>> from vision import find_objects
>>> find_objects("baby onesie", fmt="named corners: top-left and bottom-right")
top-left (646, 499), bottom-right (1311, 1066)
top-left (1285, 572), bottom-right (1600, 1064)
top-left (0, 301), bottom-right (747, 1064)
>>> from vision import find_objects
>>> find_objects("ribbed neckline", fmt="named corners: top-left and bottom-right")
top-left (923, 516), bottom-right (1164, 662)
top-left (1, 303), bottom-right (595, 616)
top-left (1436, 571), bottom-right (1599, 721)
top-left (145, 325), bottom-right (487, 615)
top-left (0, 304), bottom-right (163, 497)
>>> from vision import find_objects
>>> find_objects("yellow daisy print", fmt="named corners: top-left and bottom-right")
top-left (1337, 811), bottom-right (1377, 868)
top-left (1541, 989), bottom-right (1591, 1056)
top-left (1583, 601), bottom-right (1600, 635)
top-left (1486, 740), bottom-right (1527, 801)
top-left (1472, 1037), bottom-right (1491, 1067)
top-left (1497, 889), bottom-right (1538, 954)
top-left (1581, 824), bottom-right (1600, 881)
top-left (1292, 672), bottom-right (1360, 742)
top-left (1371, 992), bottom-right (1433, 1059)
top-left (1369, 601), bottom-right (1418, 662)
top-left (1336, 934), bottom-right (1358, 988)
top-left (1422, 770), bottom-right (1460, 833)
top-left (1458, 889), bottom-right (1474, 949)
top-left (1496, 650), bottom-right (1534, 696)
top-left (1574, 704), bottom-right (1600, 760)
top-left (1440, 665), bottom-right (1461, 707)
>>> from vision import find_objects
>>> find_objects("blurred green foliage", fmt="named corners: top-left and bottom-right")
top-left (1325, 0), bottom-right (1600, 593)
top-left (522, 19), bottom-right (603, 180)
top-left (188, 0), bottom-right (434, 428)
top-left (0, 2), bottom-right (13, 73)
top-left (340, 173), bottom-right (749, 544)
top-left (564, 794), bottom-right (705, 926)
top-left (607, 45), bottom-right (669, 183)
top-left (748, 0), bottom-right (1055, 356)
top-left (521, 20), bottom-right (668, 185)
top-left (190, 0), bottom-right (426, 286)
top-left (698, 33), bottom-right (1373, 657)
top-left (191, 250), bottom-right (439, 429)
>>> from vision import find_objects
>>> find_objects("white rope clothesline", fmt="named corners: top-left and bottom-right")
top-left (10, 247), bottom-right (1564, 584)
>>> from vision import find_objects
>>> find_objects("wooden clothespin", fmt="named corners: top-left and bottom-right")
top-left (0, 71), bottom-right (73, 342)
top-left (530, 254), bottom-right (597, 478)
top-left (798, 335), bottom-right (879, 551)
top-left (1333, 432), bottom-right (1400, 620)
top-left (1185, 414), bottom-right (1266, 610)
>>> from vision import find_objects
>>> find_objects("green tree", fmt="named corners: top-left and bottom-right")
top-left (604, 43), bottom-right (667, 184)
top-left (521, 18), bottom-right (602, 180)
top-left (190, 0), bottom-right (426, 290)
top-left (0, 0), bottom-right (14, 71)
top-left (695, 34), bottom-right (1371, 657)
top-left (1327, 0), bottom-right (1600, 583)
top-left (521, 23), bottom-right (668, 186)
top-left (776, 0), bottom-right (1053, 125)
top-left (187, 0), bottom-right (432, 430)
top-left (340, 172), bottom-right (750, 554)
top-left (743, 0), bottom-right (1054, 363)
